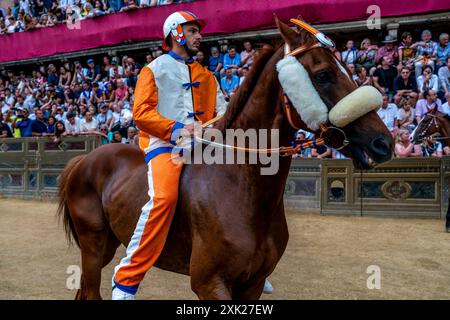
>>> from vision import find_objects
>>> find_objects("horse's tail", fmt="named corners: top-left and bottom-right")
top-left (57, 155), bottom-right (86, 248)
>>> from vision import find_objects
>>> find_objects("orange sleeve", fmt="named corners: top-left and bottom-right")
top-left (133, 67), bottom-right (184, 143)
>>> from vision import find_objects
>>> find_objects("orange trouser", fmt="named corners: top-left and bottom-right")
top-left (113, 152), bottom-right (183, 294)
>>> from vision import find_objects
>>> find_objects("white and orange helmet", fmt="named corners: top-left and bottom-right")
top-left (162, 11), bottom-right (205, 51)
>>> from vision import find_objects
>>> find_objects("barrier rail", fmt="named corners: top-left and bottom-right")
top-left (0, 136), bottom-right (101, 199)
top-left (0, 137), bottom-right (447, 218)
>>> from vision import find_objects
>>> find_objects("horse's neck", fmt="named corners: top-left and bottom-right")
top-left (230, 49), bottom-right (293, 146)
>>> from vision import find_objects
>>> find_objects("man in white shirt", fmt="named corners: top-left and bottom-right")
top-left (80, 111), bottom-right (99, 133)
top-left (64, 112), bottom-right (81, 134)
top-left (377, 94), bottom-right (398, 136)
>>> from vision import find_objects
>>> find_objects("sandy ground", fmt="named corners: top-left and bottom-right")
top-left (0, 198), bottom-right (449, 300)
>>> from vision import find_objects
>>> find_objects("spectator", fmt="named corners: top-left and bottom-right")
top-left (394, 128), bottom-right (422, 157)
top-left (64, 112), bottom-right (81, 134)
top-left (13, 107), bottom-right (33, 137)
top-left (416, 65), bottom-right (439, 94)
top-left (395, 97), bottom-right (415, 132)
top-left (0, 112), bottom-right (13, 138)
top-left (109, 57), bottom-right (124, 78)
top-left (14, 94), bottom-right (31, 113)
top-left (414, 30), bottom-right (438, 78)
top-left (96, 102), bottom-right (112, 126)
top-left (341, 40), bottom-right (358, 65)
top-left (355, 66), bottom-right (372, 87)
top-left (47, 64), bottom-right (59, 87)
top-left (98, 123), bottom-right (109, 144)
top-left (89, 82), bottom-right (103, 108)
top-left (208, 46), bottom-right (223, 80)
top-left (438, 57), bottom-right (450, 100)
top-left (415, 89), bottom-right (444, 123)
top-left (436, 33), bottom-right (450, 71)
top-left (80, 111), bottom-right (99, 133)
top-left (239, 67), bottom-right (249, 86)
top-left (102, 56), bottom-right (113, 78)
top-left (93, 0), bottom-right (107, 15)
top-left (108, 0), bottom-right (124, 12)
top-left (81, 2), bottom-right (95, 18)
top-left (356, 38), bottom-right (378, 71)
top-left (330, 46), bottom-right (342, 61)
top-left (220, 68), bottom-right (239, 101)
top-left (31, 109), bottom-right (48, 136)
top-left (373, 56), bottom-right (398, 97)
top-left (103, 82), bottom-right (116, 104)
top-left (293, 131), bottom-right (311, 158)
top-left (240, 40), bottom-right (256, 69)
top-left (58, 66), bottom-right (72, 87)
top-left (377, 35), bottom-right (398, 65)
top-left (125, 126), bottom-right (138, 145)
top-left (115, 79), bottom-right (129, 104)
top-left (421, 135), bottom-right (443, 157)
top-left (377, 94), bottom-right (398, 136)
top-left (311, 145), bottom-right (331, 159)
top-left (19, 0), bottom-right (31, 15)
top-left (346, 63), bottom-right (358, 81)
top-left (393, 67), bottom-right (418, 104)
top-left (53, 120), bottom-right (66, 142)
top-left (84, 58), bottom-right (102, 83)
top-left (195, 51), bottom-right (206, 67)
top-left (144, 53), bottom-right (153, 67)
top-left (111, 130), bottom-right (125, 143)
top-left (72, 60), bottom-right (85, 84)
top-left (222, 46), bottom-right (241, 76)
top-left (47, 115), bottom-right (56, 134)
top-left (398, 32), bottom-right (417, 71)
top-left (79, 81), bottom-right (92, 107)
top-left (140, 0), bottom-right (150, 7)
top-left (121, 0), bottom-right (138, 11)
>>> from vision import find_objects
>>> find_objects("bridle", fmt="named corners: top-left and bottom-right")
top-left (178, 18), bottom-right (355, 155)
top-left (281, 18), bottom-right (349, 151)
top-left (416, 113), bottom-right (450, 142)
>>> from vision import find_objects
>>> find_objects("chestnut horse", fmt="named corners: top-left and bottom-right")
top-left (58, 18), bottom-right (394, 300)
top-left (412, 110), bottom-right (450, 232)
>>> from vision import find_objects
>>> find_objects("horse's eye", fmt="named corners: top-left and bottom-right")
top-left (314, 71), bottom-right (331, 84)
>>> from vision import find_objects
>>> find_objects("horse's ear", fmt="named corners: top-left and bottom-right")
top-left (274, 15), bottom-right (298, 48)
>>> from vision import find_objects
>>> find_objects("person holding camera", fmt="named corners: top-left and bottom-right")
top-left (393, 67), bottom-right (418, 104)
top-left (341, 40), bottom-right (358, 65)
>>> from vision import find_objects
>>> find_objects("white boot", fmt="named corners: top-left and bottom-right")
top-left (263, 279), bottom-right (273, 294)
top-left (112, 286), bottom-right (136, 300)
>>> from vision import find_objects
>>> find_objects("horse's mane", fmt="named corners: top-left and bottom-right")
top-left (216, 45), bottom-right (276, 131)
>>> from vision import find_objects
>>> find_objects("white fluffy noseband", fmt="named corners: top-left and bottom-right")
top-left (277, 56), bottom-right (383, 130)
top-left (276, 55), bottom-right (328, 130)
top-left (328, 86), bottom-right (382, 128)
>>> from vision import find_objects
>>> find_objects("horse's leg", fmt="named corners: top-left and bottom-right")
top-left (232, 279), bottom-right (266, 300)
top-left (102, 233), bottom-right (121, 268)
top-left (77, 230), bottom-right (109, 300)
top-left (190, 274), bottom-right (232, 300)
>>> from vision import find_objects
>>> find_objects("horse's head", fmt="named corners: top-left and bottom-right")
top-left (411, 111), bottom-right (445, 144)
top-left (275, 17), bottom-right (394, 169)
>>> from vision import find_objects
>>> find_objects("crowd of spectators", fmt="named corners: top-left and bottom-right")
top-left (1, 23), bottom-right (449, 159)
top-left (0, 0), bottom-right (194, 35)
top-left (294, 29), bottom-right (450, 159)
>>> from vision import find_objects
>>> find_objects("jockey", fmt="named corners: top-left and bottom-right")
top-left (112, 10), bottom-right (227, 300)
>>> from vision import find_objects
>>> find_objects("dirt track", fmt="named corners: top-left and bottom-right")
top-left (0, 198), bottom-right (449, 300)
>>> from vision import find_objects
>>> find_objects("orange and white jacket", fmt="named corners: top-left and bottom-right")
top-left (133, 53), bottom-right (227, 159)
